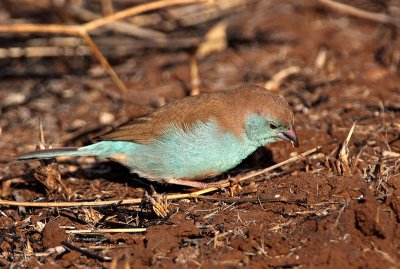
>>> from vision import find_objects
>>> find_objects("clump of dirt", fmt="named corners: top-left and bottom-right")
top-left (42, 220), bottom-right (68, 249)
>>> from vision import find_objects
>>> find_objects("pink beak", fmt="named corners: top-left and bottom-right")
top-left (276, 125), bottom-right (299, 147)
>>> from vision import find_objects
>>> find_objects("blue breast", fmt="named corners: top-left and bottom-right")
top-left (79, 120), bottom-right (258, 180)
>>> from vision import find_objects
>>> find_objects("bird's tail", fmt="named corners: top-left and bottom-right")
top-left (14, 141), bottom-right (133, 162)
top-left (15, 147), bottom-right (84, 160)
top-left (14, 141), bottom-right (121, 161)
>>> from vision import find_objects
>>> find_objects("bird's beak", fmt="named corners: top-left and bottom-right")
top-left (276, 125), bottom-right (299, 147)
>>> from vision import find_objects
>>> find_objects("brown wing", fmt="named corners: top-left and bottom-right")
top-left (99, 116), bottom-right (156, 143)
top-left (99, 92), bottom-right (233, 143)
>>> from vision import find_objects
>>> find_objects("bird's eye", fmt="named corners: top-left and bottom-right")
top-left (269, 123), bottom-right (278, 129)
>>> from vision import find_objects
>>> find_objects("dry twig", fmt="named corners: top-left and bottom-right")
top-left (24, 246), bottom-right (67, 257)
top-left (65, 228), bottom-right (146, 234)
top-left (264, 66), bottom-right (301, 93)
top-left (318, 0), bottom-right (397, 25)
top-left (0, 0), bottom-right (206, 93)
top-left (61, 241), bottom-right (112, 262)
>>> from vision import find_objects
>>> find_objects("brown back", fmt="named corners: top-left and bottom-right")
top-left (100, 85), bottom-right (293, 143)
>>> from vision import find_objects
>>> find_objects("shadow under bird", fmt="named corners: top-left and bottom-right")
top-left (16, 85), bottom-right (299, 188)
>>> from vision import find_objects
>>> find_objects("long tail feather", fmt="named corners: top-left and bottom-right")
top-left (15, 141), bottom-right (128, 161)
top-left (15, 147), bottom-right (81, 160)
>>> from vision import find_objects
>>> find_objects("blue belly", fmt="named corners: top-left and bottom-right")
top-left (79, 120), bottom-right (257, 180)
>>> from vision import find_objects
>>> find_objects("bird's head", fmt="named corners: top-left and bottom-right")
top-left (244, 114), bottom-right (298, 147)
top-left (241, 86), bottom-right (298, 147)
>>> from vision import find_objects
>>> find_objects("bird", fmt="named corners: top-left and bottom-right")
top-left (15, 84), bottom-right (298, 188)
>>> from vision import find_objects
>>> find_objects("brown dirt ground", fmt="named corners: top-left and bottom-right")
top-left (1, 0), bottom-right (400, 268)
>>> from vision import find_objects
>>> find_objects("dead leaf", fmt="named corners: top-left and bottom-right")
top-left (33, 163), bottom-right (71, 195)
top-left (196, 21), bottom-right (227, 58)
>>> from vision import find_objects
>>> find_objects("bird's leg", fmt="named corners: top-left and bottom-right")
top-left (164, 177), bottom-right (239, 189)
top-left (163, 178), bottom-right (210, 188)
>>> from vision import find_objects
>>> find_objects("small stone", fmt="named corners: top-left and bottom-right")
top-left (99, 112), bottom-right (115, 125)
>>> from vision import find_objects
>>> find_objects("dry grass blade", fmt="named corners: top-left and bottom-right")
top-left (81, 32), bottom-right (128, 93)
top-left (0, 46), bottom-right (86, 58)
top-left (0, 197), bottom-right (142, 207)
top-left (315, 47), bottom-right (327, 69)
top-left (339, 122), bottom-right (356, 175)
top-left (12, 190), bottom-right (26, 215)
top-left (24, 246), bottom-right (67, 257)
top-left (144, 189), bottom-right (170, 218)
top-left (38, 119), bottom-right (46, 149)
top-left (0, 0), bottom-right (206, 34)
top-left (65, 228), bottom-right (146, 234)
top-left (0, 141), bottom-right (336, 208)
top-left (318, 0), bottom-right (397, 25)
top-left (190, 55), bottom-right (201, 96)
top-left (191, 21), bottom-right (228, 95)
top-left (167, 0), bottom-right (244, 26)
top-left (82, 0), bottom-right (207, 32)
